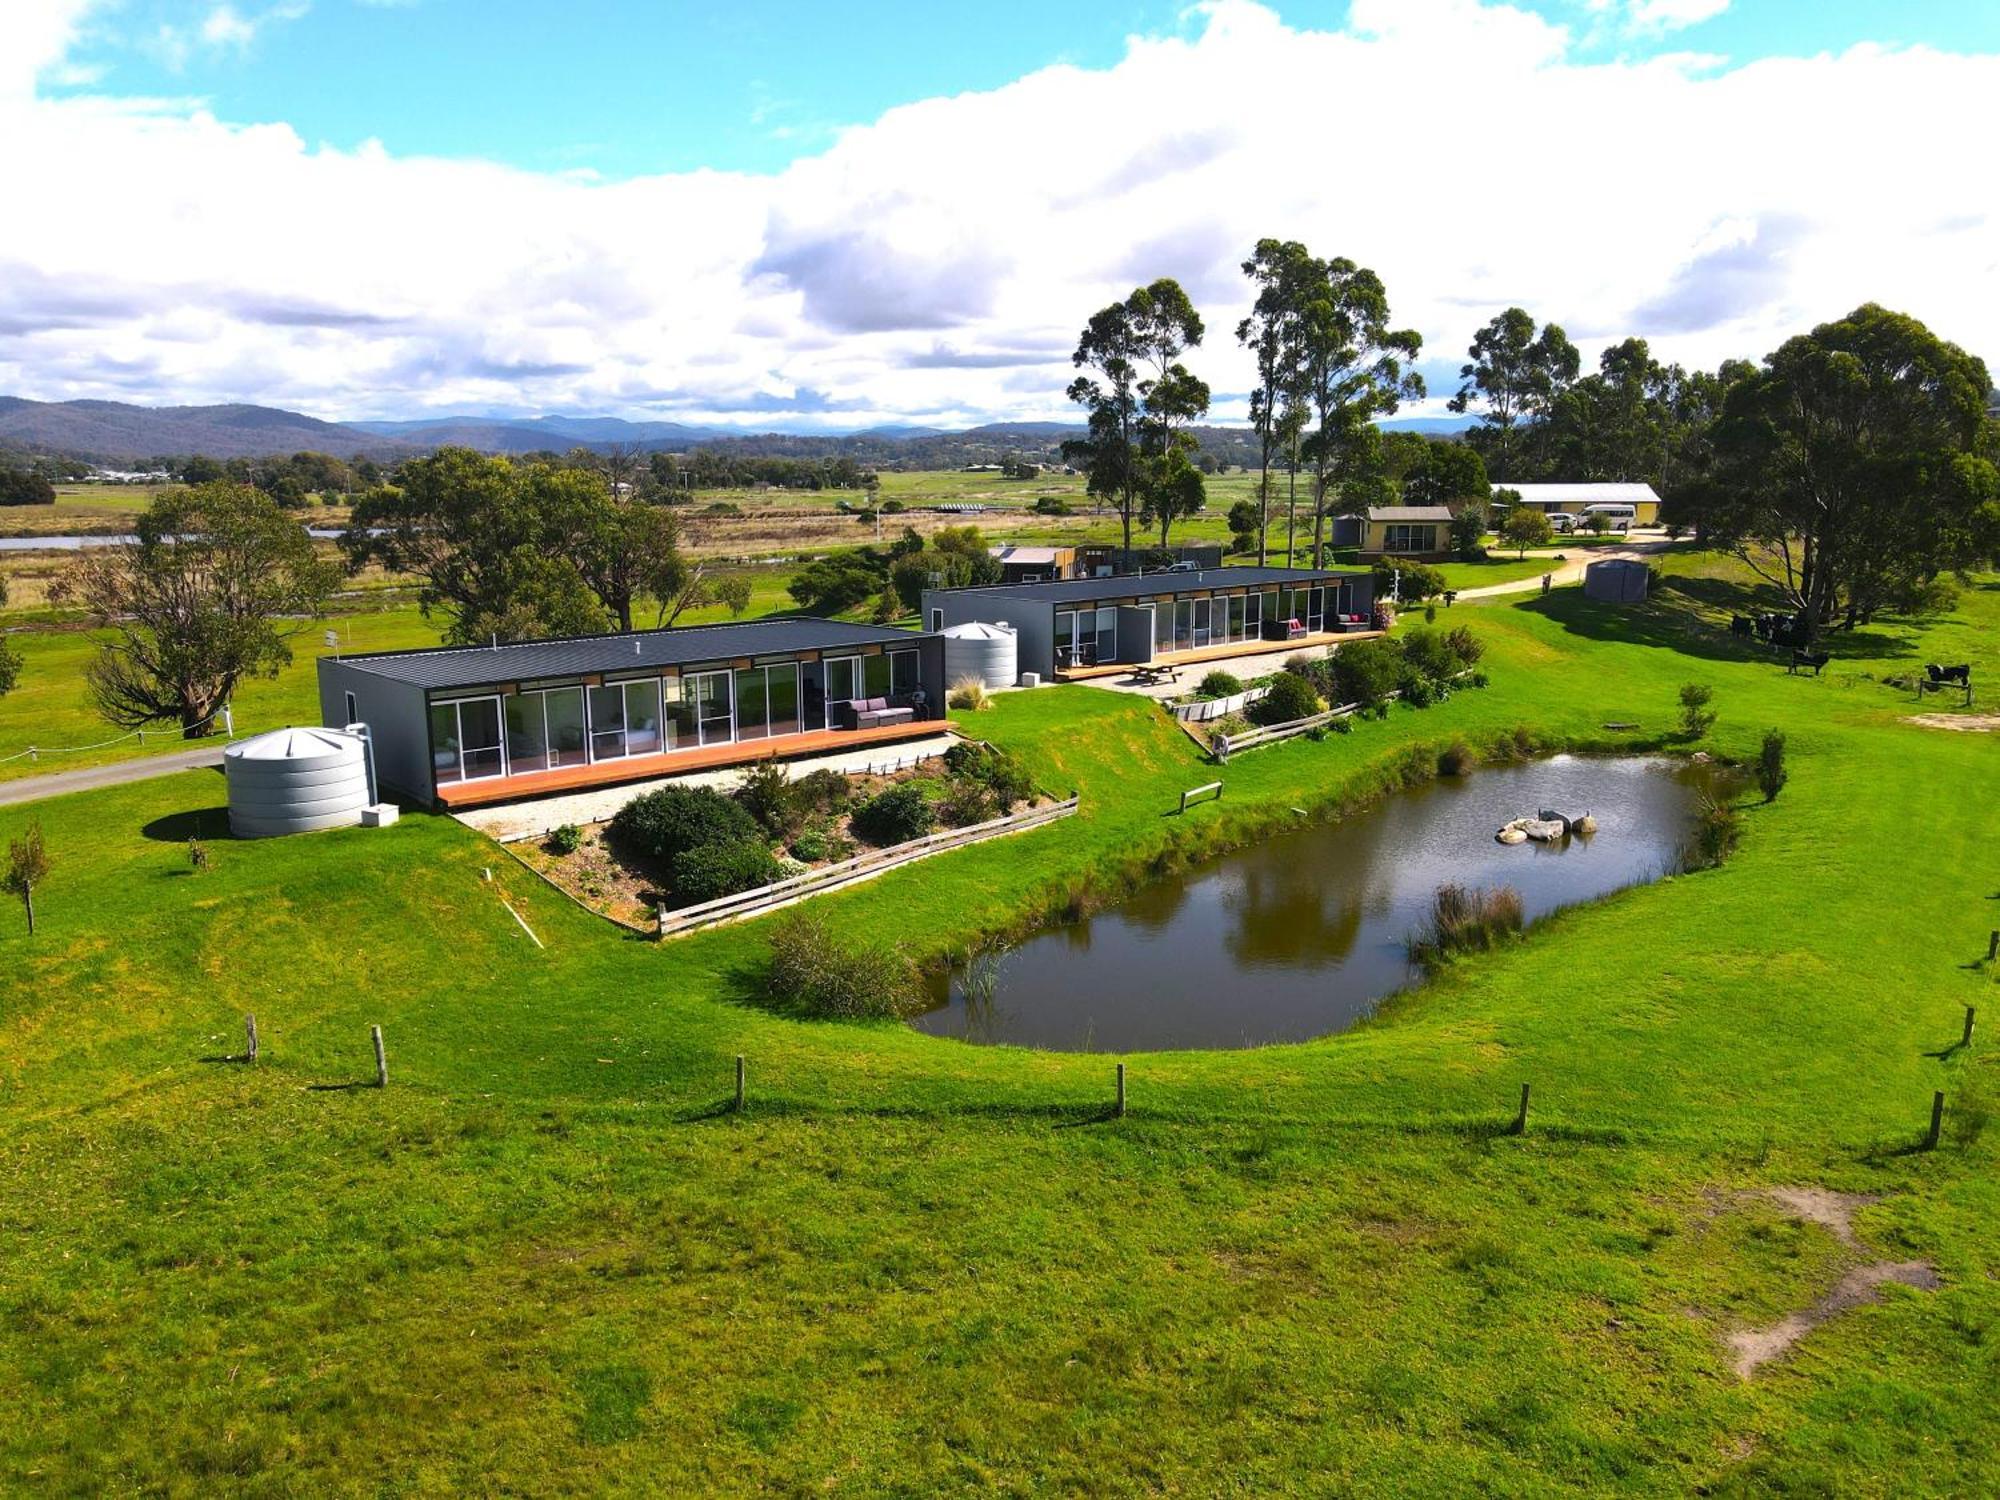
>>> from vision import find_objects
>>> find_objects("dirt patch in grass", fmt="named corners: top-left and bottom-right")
top-left (1721, 1186), bottom-right (1940, 1379)
top-left (1907, 712), bottom-right (2000, 732)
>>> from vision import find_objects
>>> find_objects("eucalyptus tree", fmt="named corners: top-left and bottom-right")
top-left (1237, 239), bottom-right (1314, 564)
top-left (1294, 256), bottom-right (1425, 564)
top-left (1706, 303), bottom-right (2000, 645)
top-left (1447, 307), bottom-right (1580, 480)
top-left (1067, 278), bottom-right (1209, 554)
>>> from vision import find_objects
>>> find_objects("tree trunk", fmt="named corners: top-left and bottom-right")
top-left (22, 886), bottom-right (33, 936)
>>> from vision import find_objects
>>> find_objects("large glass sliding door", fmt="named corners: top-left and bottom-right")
top-left (688, 670), bottom-right (734, 746)
top-left (824, 655), bottom-right (859, 727)
top-left (505, 686), bottom-right (587, 773)
top-left (429, 695), bottom-right (504, 785)
top-left (734, 662), bottom-right (801, 741)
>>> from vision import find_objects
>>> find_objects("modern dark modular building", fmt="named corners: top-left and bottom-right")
top-left (921, 565), bottom-right (1376, 681)
top-left (317, 618), bottom-right (946, 808)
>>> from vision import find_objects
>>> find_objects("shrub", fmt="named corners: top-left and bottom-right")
top-left (1757, 730), bottom-right (1788, 803)
top-left (850, 782), bottom-right (935, 846)
top-left (734, 759), bottom-right (798, 837)
top-left (1438, 739), bottom-right (1476, 776)
top-left (1678, 682), bottom-right (1717, 739)
top-left (1250, 670), bottom-right (1322, 726)
top-left (1407, 883), bottom-right (1524, 966)
top-left (947, 677), bottom-right (991, 711)
top-left (1470, 669), bottom-right (1490, 689)
top-left (1331, 638), bottom-right (1402, 707)
top-left (765, 906), bottom-right (922, 1020)
top-left (1195, 670), bottom-right (1243, 700)
top-left (1399, 626), bottom-right (1461, 687)
top-left (792, 768), bottom-right (852, 817)
top-left (1441, 624), bottom-right (1485, 668)
top-left (610, 785), bottom-right (759, 867)
top-left (943, 741), bottom-right (1034, 811)
top-left (937, 780), bottom-right (998, 827)
top-left (187, 836), bottom-right (210, 872)
top-left (545, 823), bottom-right (582, 856)
top-left (1398, 674), bottom-right (1438, 709)
top-left (1681, 795), bottom-right (1742, 871)
top-left (788, 826), bottom-right (831, 863)
top-left (670, 839), bottom-right (784, 905)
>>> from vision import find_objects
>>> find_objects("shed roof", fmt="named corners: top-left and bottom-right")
top-left (1367, 505), bottom-right (1455, 522)
top-left (331, 617), bottom-right (927, 692)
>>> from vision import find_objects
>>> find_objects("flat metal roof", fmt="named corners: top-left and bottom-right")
top-left (928, 564), bottom-right (1362, 608)
top-left (329, 617), bottom-right (928, 691)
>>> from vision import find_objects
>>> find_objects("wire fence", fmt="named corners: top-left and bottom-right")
top-left (0, 705), bottom-right (234, 766)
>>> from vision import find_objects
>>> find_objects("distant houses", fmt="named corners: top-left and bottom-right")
top-left (1490, 482), bottom-right (1661, 529)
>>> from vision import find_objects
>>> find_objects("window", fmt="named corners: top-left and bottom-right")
top-left (621, 679), bottom-right (663, 755)
top-left (862, 651), bottom-right (894, 700)
top-left (429, 695), bottom-right (504, 784)
top-left (1094, 607), bottom-right (1116, 661)
top-left (343, 690), bottom-right (357, 724)
top-left (588, 684), bottom-right (628, 760)
top-left (1383, 523), bottom-right (1438, 553)
top-left (1054, 610), bottom-right (1078, 664)
top-left (929, 608), bottom-right (944, 633)
top-left (1154, 606), bottom-right (1171, 652)
top-left (1228, 594), bottom-right (1246, 643)
top-left (889, 650), bottom-right (919, 698)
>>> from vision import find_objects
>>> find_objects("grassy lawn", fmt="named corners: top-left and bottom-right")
top-left (1, 558), bottom-right (1995, 1492)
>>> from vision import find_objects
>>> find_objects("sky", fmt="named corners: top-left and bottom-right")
top-left (4, 0), bottom-right (1998, 430)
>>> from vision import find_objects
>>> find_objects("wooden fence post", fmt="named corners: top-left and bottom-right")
top-left (371, 1025), bottom-right (387, 1088)
top-left (1964, 1006), bottom-right (1978, 1050)
top-left (1512, 1082), bottom-right (1531, 1136)
top-left (1925, 1090), bottom-right (1945, 1151)
top-left (245, 1014), bottom-right (258, 1064)
top-left (1988, 929), bottom-right (1998, 963)
top-left (734, 1055), bottom-right (745, 1112)
top-left (1115, 1062), bottom-right (1126, 1118)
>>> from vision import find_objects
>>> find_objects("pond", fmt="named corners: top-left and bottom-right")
top-left (914, 755), bottom-right (1741, 1052)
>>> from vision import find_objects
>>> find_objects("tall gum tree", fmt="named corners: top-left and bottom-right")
top-left (1448, 307), bottom-right (1580, 481)
top-left (1708, 303), bottom-right (2000, 646)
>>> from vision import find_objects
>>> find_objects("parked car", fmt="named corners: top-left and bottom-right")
top-left (1545, 512), bottom-right (1580, 534)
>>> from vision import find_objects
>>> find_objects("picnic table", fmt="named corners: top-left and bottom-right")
top-left (1130, 663), bottom-right (1179, 687)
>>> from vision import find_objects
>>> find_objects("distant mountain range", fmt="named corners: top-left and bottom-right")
top-left (0, 396), bottom-right (1473, 466)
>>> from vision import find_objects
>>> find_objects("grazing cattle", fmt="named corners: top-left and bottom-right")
top-left (1789, 650), bottom-right (1830, 676)
top-left (1731, 615), bottom-right (1754, 636)
top-left (1927, 663), bottom-right (1971, 686)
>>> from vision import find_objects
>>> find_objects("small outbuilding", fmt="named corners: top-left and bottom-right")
top-left (1584, 558), bottom-right (1650, 604)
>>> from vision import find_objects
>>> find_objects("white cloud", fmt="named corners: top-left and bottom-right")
top-left (1628, 0), bottom-right (1730, 33)
top-left (0, 0), bottom-right (1994, 429)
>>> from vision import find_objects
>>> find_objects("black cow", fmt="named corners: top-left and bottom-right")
top-left (1730, 615), bottom-right (1754, 636)
top-left (1789, 650), bottom-right (1830, 676)
top-left (1927, 663), bottom-right (1971, 686)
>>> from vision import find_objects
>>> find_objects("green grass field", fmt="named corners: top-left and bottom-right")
top-left (2, 559), bottom-right (1996, 1493)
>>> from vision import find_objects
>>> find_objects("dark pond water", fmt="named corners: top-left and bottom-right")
top-left (914, 756), bottom-right (1740, 1052)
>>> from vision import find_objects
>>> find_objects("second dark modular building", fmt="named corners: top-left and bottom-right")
top-left (922, 564), bottom-right (1375, 681)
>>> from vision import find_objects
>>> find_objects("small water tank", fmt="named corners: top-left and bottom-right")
top-left (225, 727), bottom-right (370, 838)
top-left (942, 620), bottom-right (1018, 691)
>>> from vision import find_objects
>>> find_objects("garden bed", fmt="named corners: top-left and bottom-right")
top-left (508, 742), bottom-right (1063, 931)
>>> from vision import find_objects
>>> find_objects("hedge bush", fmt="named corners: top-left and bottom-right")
top-left (942, 741), bottom-right (1034, 811)
top-left (610, 785), bottom-right (759, 867)
top-left (850, 782), bottom-right (936, 846)
top-left (1330, 638), bottom-right (1402, 707)
top-left (670, 839), bottom-right (785, 905)
top-left (1195, 670), bottom-right (1243, 699)
top-left (1249, 670), bottom-right (1322, 726)
top-left (765, 906), bottom-right (923, 1020)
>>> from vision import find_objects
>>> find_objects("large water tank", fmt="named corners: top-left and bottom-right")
top-left (225, 727), bottom-right (370, 838)
top-left (942, 620), bottom-right (1018, 690)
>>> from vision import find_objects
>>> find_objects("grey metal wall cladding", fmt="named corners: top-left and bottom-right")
top-left (942, 623), bottom-right (1017, 689)
top-left (225, 727), bottom-right (369, 838)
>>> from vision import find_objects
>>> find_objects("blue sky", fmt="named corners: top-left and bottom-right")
top-left (8, 0), bottom-right (1999, 425)
top-left (50, 0), bottom-right (2000, 180)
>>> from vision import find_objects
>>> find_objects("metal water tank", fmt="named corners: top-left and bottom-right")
top-left (225, 727), bottom-right (370, 838)
top-left (941, 620), bottom-right (1018, 690)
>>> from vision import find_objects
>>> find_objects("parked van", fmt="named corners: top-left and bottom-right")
top-left (1581, 504), bottom-right (1635, 532)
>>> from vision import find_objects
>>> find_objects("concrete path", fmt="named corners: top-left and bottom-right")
top-left (0, 743), bottom-right (224, 807)
top-left (455, 733), bottom-right (960, 843)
